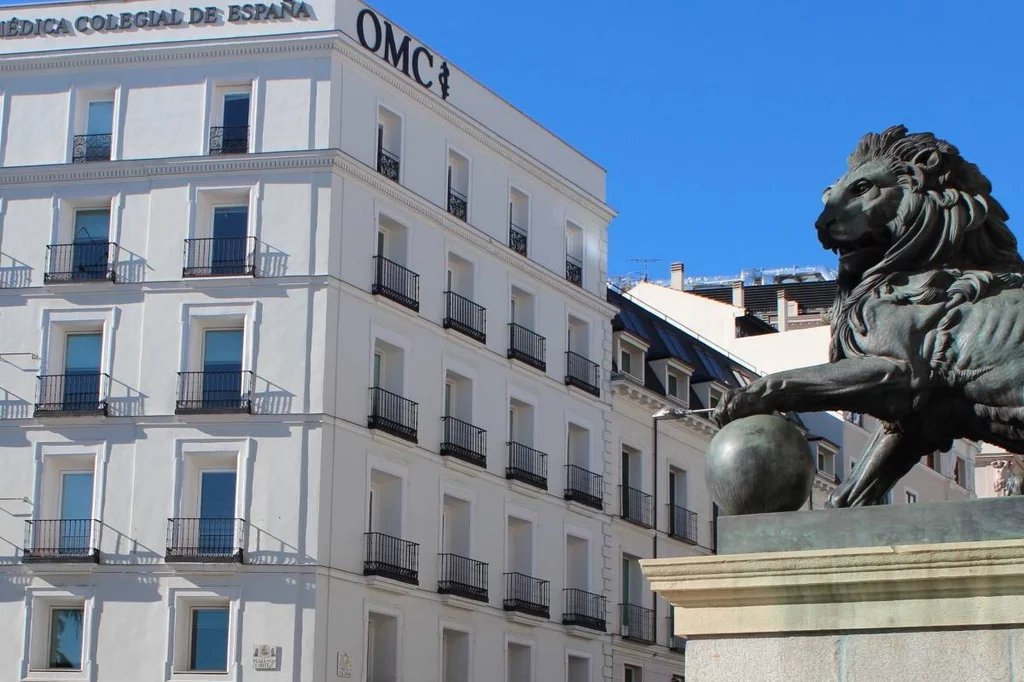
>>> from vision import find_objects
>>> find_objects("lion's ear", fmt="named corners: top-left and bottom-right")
top-left (821, 186), bottom-right (833, 205)
top-left (912, 149), bottom-right (942, 171)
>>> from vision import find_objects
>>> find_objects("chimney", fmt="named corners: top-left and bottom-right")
top-left (776, 289), bottom-right (789, 332)
top-left (731, 281), bottom-right (744, 308)
top-left (670, 262), bottom-right (685, 290)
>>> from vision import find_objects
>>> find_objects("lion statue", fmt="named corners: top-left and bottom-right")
top-left (713, 124), bottom-right (1024, 507)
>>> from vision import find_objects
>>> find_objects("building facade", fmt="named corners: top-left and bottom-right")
top-left (0, 1), bottom-right (663, 681)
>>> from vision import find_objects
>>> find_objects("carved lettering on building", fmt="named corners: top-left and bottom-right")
top-left (355, 8), bottom-right (450, 101)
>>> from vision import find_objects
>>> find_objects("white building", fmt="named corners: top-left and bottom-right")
top-left (0, 1), bottom-right (698, 681)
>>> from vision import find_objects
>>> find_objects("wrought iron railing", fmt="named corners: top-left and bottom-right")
top-left (175, 371), bottom-right (253, 414)
top-left (35, 373), bottom-right (108, 415)
top-left (438, 553), bottom-right (488, 602)
top-left (443, 291), bottom-right (486, 343)
top-left (377, 146), bottom-right (400, 182)
top-left (368, 387), bottom-right (418, 443)
top-left (506, 442), bottom-right (547, 490)
top-left (620, 603), bottom-right (655, 644)
top-left (565, 351), bottom-right (600, 397)
top-left (448, 186), bottom-right (468, 221)
top-left (563, 588), bottom-right (606, 631)
top-left (23, 519), bottom-right (98, 562)
top-left (364, 532), bottom-right (419, 584)
top-left (183, 237), bottom-right (257, 277)
top-left (564, 464), bottom-right (603, 510)
top-left (372, 255), bottom-right (420, 312)
top-left (503, 572), bottom-right (549, 619)
top-left (440, 416), bottom-right (487, 468)
top-left (165, 517), bottom-right (245, 562)
top-left (45, 242), bottom-right (116, 283)
top-left (620, 485), bottom-right (654, 528)
top-left (566, 255), bottom-right (583, 286)
top-left (508, 323), bottom-right (546, 372)
top-left (72, 133), bottom-right (112, 163)
top-left (668, 614), bottom-right (687, 652)
top-left (209, 125), bottom-right (249, 155)
top-left (669, 504), bottom-right (699, 545)
top-left (509, 222), bottom-right (528, 256)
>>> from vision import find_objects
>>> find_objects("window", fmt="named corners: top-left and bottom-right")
top-left (620, 349), bottom-right (632, 375)
top-left (57, 470), bottom-right (93, 553)
top-left (210, 205), bottom-right (249, 274)
top-left (376, 106), bottom-right (402, 182)
top-left (667, 372), bottom-right (677, 396)
top-left (707, 388), bottom-right (723, 409)
top-left (955, 457), bottom-right (968, 488)
top-left (442, 628), bottom-right (470, 682)
top-left (624, 665), bottom-right (643, 682)
top-left (565, 221), bottom-right (583, 286)
top-left (668, 467), bottom-right (687, 509)
top-left (621, 554), bottom-right (642, 606)
top-left (816, 445), bottom-right (836, 477)
top-left (197, 470), bottom-right (237, 554)
top-left (201, 328), bottom-right (244, 409)
top-left (507, 641), bottom-right (532, 682)
top-left (47, 606), bottom-right (85, 669)
top-left (566, 423), bottom-right (590, 469)
top-left (905, 490), bottom-right (918, 504)
top-left (211, 89), bottom-right (251, 154)
top-left (447, 150), bottom-right (469, 221)
top-left (508, 187), bottom-right (529, 256)
top-left (189, 606), bottom-right (229, 671)
top-left (62, 332), bottom-right (103, 410)
top-left (565, 534), bottom-right (589, 591)
top-left (73, 97), bottom-right (114, 162)
top-left (376, 214), bottom-right (409, 266)
top-left (66, 208), bottom-right (111, 281)
top-left (506, 515), bottom-right (534, 575)
top-left (371, 339), bottom-right (404, 394)
top-left (367, 612), bottom-right (398, 682)
top-left (567, 654), bottom-right (589, 682)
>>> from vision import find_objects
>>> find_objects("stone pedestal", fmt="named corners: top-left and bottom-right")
top-left (643, 498), bottom-right (1024, 682)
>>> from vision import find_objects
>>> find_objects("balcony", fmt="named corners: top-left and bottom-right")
top-left (175, 371), bottom-right (254, 414)
top-left (564, 465), bottom-right (603, 510)
top-left (35, 373), bottom-right (108, 416)
top-left (447, 186), bottom-right (468, 221)
top-left (440, 416), bottom-right (487, 468)
top-left (563, 588), bottom-right (606, 632)
top-left (620, 603), bottom-right (655, 644)
top-left (503, 572), bottom-right (549, 619)
top-left (372, 255), bottom-right (420, 312)
top-left (183, 237), bottom-right (257, 277)
top-left (506, 442), bottom-right (548, 490)
top-left (209, 125), bottom-right (249, 155)
top-left (437, 553), bottom-right (488, 602)
top-left (621, 485), bottom-right (654, 528)
top-left (377, 146), bottom-right (400, 182)
top-left (165, 517), bottom-right (245, 562)
top-left (45, 242), bottom-right (117, 283)
top-left (565, 254), bottom-right (583, 286)
top-left (443, 291), bottom-right (486, 343)
top-left (565, 351), bottom-right (600, 397)
top-left (364, 532), bottom-right (419, 585)
top-left (508, 323), bottom-right (546, 372)
top-left (72, 133), bottom-right (111, 163)
top-left (23, 519), bottom-right (99, 563)
top-left (368, 387), bottom-right (418, 443)
top-left (509, 222), bottom-right (528, 256)
top-left (669, 504), bottom-right (700, 545)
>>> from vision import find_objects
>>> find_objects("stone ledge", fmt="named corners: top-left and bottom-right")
top-left (642, 539), bottom-right (1024, 636)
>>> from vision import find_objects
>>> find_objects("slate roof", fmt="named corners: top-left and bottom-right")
top-left (692, 281), bottom-right (837, 317)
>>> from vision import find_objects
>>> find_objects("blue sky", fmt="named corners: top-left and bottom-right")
top-left (370, 0), bottom-right (1024, 282)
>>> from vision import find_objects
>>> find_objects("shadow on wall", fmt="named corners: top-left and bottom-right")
top-left (257, 243), bottom-right (289, 278)
top-left (0, 253), bottom-right (32, 288)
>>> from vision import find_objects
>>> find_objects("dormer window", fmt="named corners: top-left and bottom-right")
top-left (815, 443), bottom-right (837, 477)
top-left (707, 388), bottom-right (723, 409)
top-left (620, 348), bottom-right (633, 376)
top-left (667, 371), bottom-right (689, 401)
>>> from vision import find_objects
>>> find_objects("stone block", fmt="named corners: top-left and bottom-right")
top-left (844, 629), bottom-right (1015, 682)
top-left (686, 636), bottom-right (839, 682)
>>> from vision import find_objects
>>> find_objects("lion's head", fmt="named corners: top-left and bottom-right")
top-left (819, 126), bottom-right (1024, 361)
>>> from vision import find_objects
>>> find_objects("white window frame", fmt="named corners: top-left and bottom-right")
top-left (366, 454), bottom-right (409, 539)
top-left (565, 649), bottom-right (592, 682)
top-left (69, 84), bottom-right (121, 162)
top-left (438, 618), bottom-right (473, 682)
top-left (445, 143), bottom-right (472, 217)
top-left (504, 636), bottom-right (535, 682)
top-left (508, 183), bottom-right (531, 254)
top-left (375, 100), bottom-right (405, 183)
top-left (22, 587), bottom-right (96, 681)
top-left (905, 488), bottom-right (919, 504)
top-left (179, 302), bottom-right (257, 376)
top-left (207, 82), bottom-right (255, 155)
top-left (364, 603), bottom-right (404, 682)
top-left (172, 439), bottom-right (252, 526)
top-left (504, 502), bottom-right (538, 575)
top-left (563, 523), bottom-right (593, 592)
top-left (167, 587), bottom-right (241, 680)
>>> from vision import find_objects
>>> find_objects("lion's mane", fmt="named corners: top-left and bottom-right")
top-left (829, 125), bottom-right (1024, 363)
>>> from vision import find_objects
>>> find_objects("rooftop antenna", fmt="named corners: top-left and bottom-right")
top-left (628, 258), bottom-right (661, 282)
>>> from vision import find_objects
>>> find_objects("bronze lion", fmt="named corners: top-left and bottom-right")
top-left (713, 125), bottom-right (1024, 507)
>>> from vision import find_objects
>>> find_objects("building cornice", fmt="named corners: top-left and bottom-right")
top-left (0, 31), bottom-right (616, 224)
top-left (611, 380), bottom-right (717, 439)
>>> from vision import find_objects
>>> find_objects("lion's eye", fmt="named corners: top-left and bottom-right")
top-left (851, 179), bottom-right (872, 196)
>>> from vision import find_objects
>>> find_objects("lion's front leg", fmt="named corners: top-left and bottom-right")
top-left (714, 357), bottom-right (918, 425)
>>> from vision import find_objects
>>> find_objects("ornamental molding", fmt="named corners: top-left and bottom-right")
top-left (0, 31), bottom-right (616, 224)
top-left (611, 380), bottom-right (717, 438)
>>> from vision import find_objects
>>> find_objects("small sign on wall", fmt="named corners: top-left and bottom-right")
top-left (253, 645), bottom-right (279, 671)
top-left (337, 652), bottom-right (353, 678)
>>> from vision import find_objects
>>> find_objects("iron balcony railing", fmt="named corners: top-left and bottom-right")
top-left (508, 323), bottom-right (546, 372)
top-left (509, 222), bottom-right (528, 256)
top-left (368, 387), bottom-right (418, 443)
top-left (565, 351), bottom-right (600, 397)
top-left (209, 125), bottom-right (249, 155)
top-left (503, 572), bottom-right (549, 619)
top-left (377, 146), bottom-right (400, 182)
top-left (175, 371), bottom-right (254, 414)
top-left (621, 485), bottom-right (654, 528)
top-left (364, 532), bottom-right (419, 585)
top-left (35, 373), bottom-right (108, 416)
top-left (620, 603), bottom-right (655, 644)
top-left (443, 291), bottom-right (486, 343)
top-left (566, 254), bottom-right (583, 287)
top-left (669, 504), bottom-right (700, 545)
top-left (183, 237), bottom-right (258, 277)
top-left (437, 553), bottom-right (488, 602)
top-left (45, 242), bottom-right (117, 283)
top-left (506, 442), bottom-right (548, 490)
top-left (165, 517), bottom-right (245, 562)
top-left (72, 133), bottom-right (112, 163)
top-left (564, 464), bottom-right (603, 510)
top-left (372, 255), bottom-right (420, 312)
top-left (447, 186), bottom-right (468, 221)
top-left (440, 416), bottom-right (487, 468)
top-left (668, 614), bottom-right (686, 652)
top-left (24, 519), bottom-right (99, 562)
top-left (563, 588), bottom-right (607, 632)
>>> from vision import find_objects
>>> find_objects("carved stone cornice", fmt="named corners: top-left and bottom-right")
top-left (611, 379), bottom-right (717, 438)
